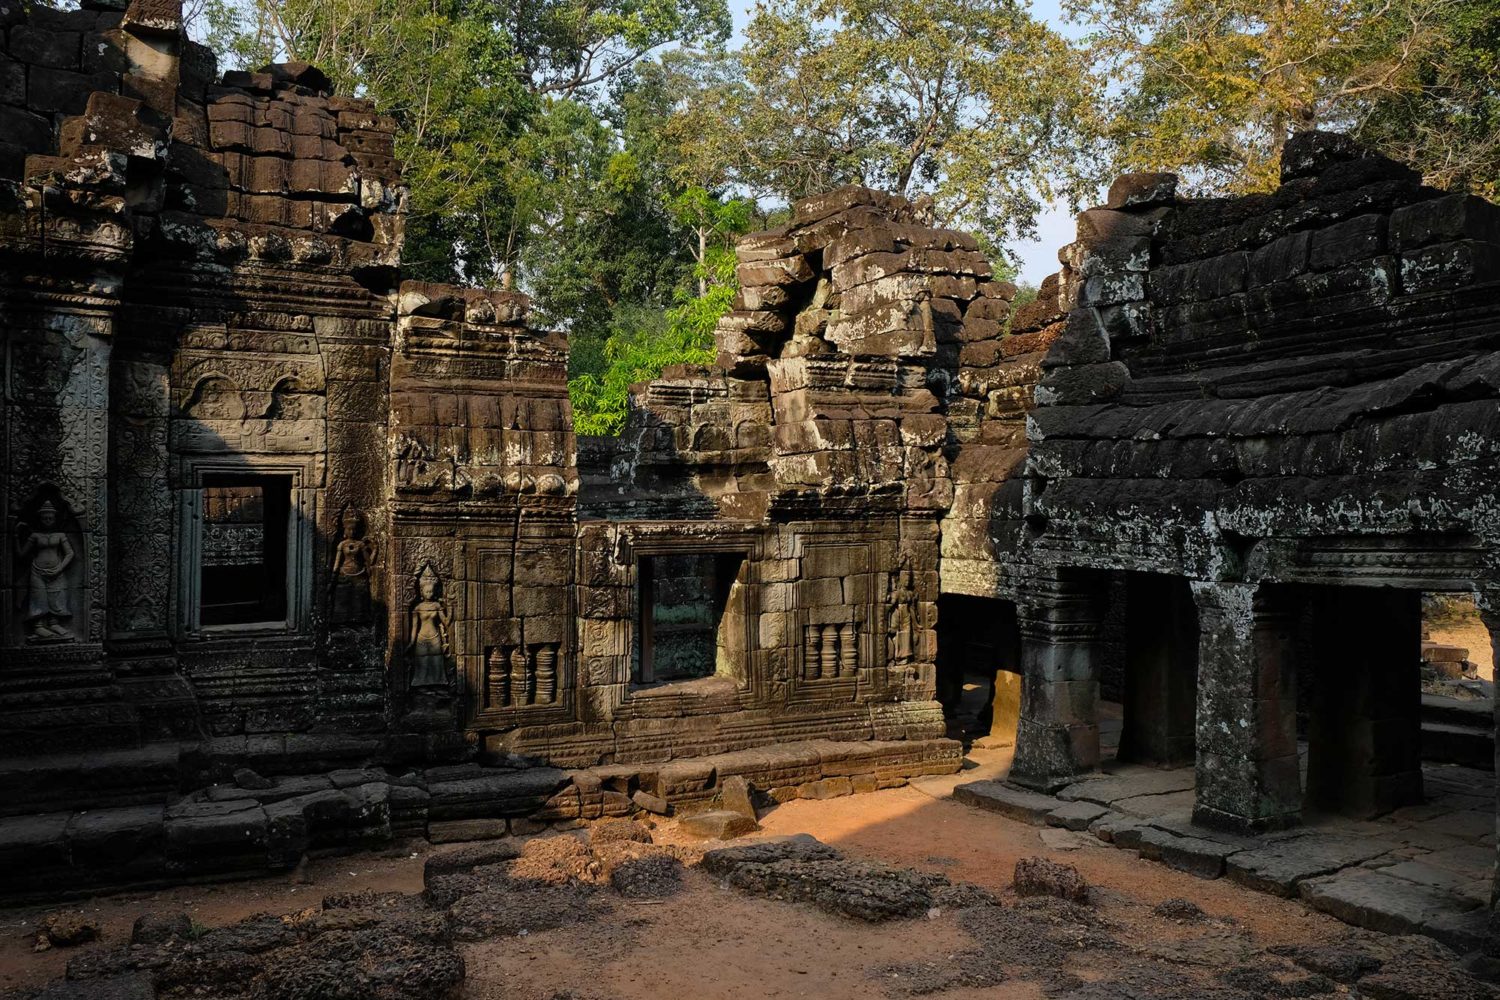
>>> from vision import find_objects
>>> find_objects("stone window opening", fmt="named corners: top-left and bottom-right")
top-left (178, 464), bottom-right (312, 638)
top-left (634, 551), bottom-right (749, 687)
top-left (198, 474), bottom-right (292, 628)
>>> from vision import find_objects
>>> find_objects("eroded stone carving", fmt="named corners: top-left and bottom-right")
top-left (329, 507), bottom-right (377, 624)
top-left (15, 495), bottom-right (78, 643)
top-left (407, 563), bottom-right (452, 694)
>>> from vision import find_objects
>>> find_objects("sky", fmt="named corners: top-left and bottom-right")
top-left (728, 0), bottom-right (1088, 288)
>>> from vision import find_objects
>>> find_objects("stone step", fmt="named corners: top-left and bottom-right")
top-left (1421, 722), bottom-right (1494, 771)
top-left (0, 744), bottom-right (182, 818)
top-left (952, 781), bottom-right (1055, 825)
top-left (1421, 693), bottom-right (1493, 730)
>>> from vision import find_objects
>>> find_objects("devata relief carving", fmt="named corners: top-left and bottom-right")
top-left (330, 508), bottom-right (377, 624)
top-left (15, 497), bottom-right (77, 643)
top-left (407, 564), bottom-right (453, 697)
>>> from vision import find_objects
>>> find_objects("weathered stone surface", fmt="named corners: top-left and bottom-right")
top-left (1228, 834), bottom-right (1400, 897)
top-left (677, 809), bottom-right (759, 840)
top-left (1300, 867), bottom-right (1482, 937)
top-left (1136, 827), bottom-right (1235, 879)
top-left (1046, 800), bottom-right (1109, 831)
top-left (1012, 856), bottom-right (1089, 903)
top-left (708, 836), bottom-right (944, 922)
top-left (952, 782), bottom-right (1056, 825)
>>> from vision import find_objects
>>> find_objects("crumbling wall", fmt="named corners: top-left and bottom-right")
top-left (534, 187), bottom-right (1017, 764)
top-left (1023, 134), bottom-right (1500, 580)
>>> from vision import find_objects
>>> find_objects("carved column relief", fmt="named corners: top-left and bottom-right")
top-left (4, 307), bottom-right (113, 651)
top-left (109, 358), bottom-right (172, 637)
top-left (482, 642), bottom-right (561, 707)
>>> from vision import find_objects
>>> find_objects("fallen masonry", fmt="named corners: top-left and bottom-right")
top-left (12, 829), bottom-right (1499, 1000)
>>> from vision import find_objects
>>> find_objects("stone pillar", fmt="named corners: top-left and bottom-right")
top-left (1009, 570), bottom-right (1108, 791)
top-left (1477, 587), bottom-right (1500, 951)
top-left (1118, 573), bottom-right (1198, 767)
top-left (1305, 588), bottom-right (1422, 819)
top-left (1190, 581), bottom-right (1301, 832)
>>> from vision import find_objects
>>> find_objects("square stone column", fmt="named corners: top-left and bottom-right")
top-left (1190, 581), bottom-right (1301, 832)
top-left (1009, 570), bottom-right (1108, 792)
top-left (1118, 573), bottom-right (1198, 767)
top-left (1477, 588), bottom-right (1500, 955)
top-left (1305, 587), bottom-right (1422, 819)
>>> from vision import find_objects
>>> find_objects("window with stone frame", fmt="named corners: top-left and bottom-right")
top-left (634, 552), bottom-right (748, 685)
top-left (197, 474), bottom-right (293, 627)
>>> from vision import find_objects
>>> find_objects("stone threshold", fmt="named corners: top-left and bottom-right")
top-left (954, 760), bottom-right (1494, 959)
top-left (0, 737), bottom-right (960, 902)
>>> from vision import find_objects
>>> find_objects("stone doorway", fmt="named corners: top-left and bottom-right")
top-left (936, 595), bottom-right (1021, 748)
top-left (1117, 573), bottom-right (1199, 769)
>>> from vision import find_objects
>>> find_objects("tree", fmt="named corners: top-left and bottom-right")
top-left (192, 0), bottom-right (732, 286)
top-left (1357, 1), bottom-right (1500, 198)
top-left (1066, 0), bottom-right (1500, 194)
top-left (663, 0), bottom-right (1104, 258)
top-left (568, 186), bottom-right (750, 434)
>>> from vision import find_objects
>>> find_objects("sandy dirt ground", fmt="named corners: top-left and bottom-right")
top-left (0, 751), bottom-right (1356, 1000)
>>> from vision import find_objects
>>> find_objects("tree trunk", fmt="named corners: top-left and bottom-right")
top-left (697, 226), bottom-right (707, 298)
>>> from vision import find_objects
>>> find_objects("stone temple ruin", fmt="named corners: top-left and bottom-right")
top-left (2, 0), bottom-right (1500, 971)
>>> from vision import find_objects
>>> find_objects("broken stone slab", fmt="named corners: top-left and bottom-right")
top-left (427, 818), bottom-right (509, 844)
top-left (631, 789), bottom-right (670, 815)
top-left (1046, 800), bottom-right (1108, 831)
top-left (425, 767), bottom-right (568, 821)
top-left (1300, 867), bottom-right (1482, 939)
top-left (718, 775), bottom-right (757, 820)
top-left (677, 809), bottom-right (759, 840)
top-left (952, 781), bottom-right (1056, 825)
top-left (1092, 815), bottom-right (1146, 845)
top-left (1110, 789), bottom-right (1198, 819)
top-left (1055, 767), bottom-right (1196, 808)
top-left (1227, 833), bottom-right (1400, 897)
top-left (1374, 858), bottom-right (1491, 906)
top-left (233, 767), bottom-right (273, 790)
top-left (1425, 905), bottom-right (1493, 955)
top-left (1136, 827), bottom-right (1236, 879)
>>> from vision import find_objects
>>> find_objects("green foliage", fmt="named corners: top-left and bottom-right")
top-left (1069, 0), bottom-right (1500, 195)
top-left (193, 0), bottom-right (731, 290)
top-left (567, 293), bottom-right (723, 436)
top-left (1357, 0), bottom-right (1500, 198)
top-left (663, 0), bottom-right (1105, 257)
top-left (568, 188), bottom-right (748, 435)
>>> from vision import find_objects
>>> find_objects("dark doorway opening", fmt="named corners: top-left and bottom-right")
top-left (1117, 572), bottom-right (1200, 768)
top-left (936, 594), bottom-right (1021, 747)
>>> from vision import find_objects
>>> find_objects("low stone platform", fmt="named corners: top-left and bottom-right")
top-left (955, 760), bottom-right (1494, 958)
top-left (0, 737), bottom-right (960, 901)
